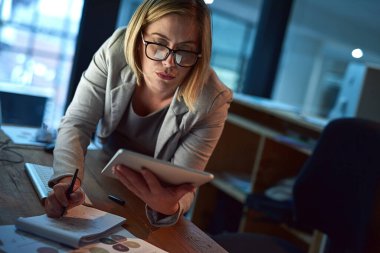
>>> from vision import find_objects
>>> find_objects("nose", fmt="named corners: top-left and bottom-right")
top-left (163, 52), bottom-right (176, 67)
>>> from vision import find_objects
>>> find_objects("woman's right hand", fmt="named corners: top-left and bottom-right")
top-left (44, 177), bottom-right (84, 218)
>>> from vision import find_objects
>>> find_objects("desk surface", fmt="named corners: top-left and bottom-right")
top-left (0, 134), bottom-right (226, 253)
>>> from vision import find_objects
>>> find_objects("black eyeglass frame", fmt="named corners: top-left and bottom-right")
top-left (141, 33), bottom-right (202, 68)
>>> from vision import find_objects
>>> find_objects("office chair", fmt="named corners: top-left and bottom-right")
top-left (213, 118), bottom-right (380, 253)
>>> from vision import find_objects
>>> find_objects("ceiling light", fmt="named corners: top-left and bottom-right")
top-left (351, 48), bottom-right (363, 59)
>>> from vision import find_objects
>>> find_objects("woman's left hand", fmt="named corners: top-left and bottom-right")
top-left (113, 164), bottom-right (195, 215)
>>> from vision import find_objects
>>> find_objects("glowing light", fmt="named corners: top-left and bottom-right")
top-left (351, 48), bottom-right (363, 59)
top-left (1, 0), bottom-right (12, 21)
top-left (204, 0), bottom-right (214, 4)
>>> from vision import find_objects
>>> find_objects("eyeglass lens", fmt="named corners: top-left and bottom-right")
top-left (146, 44), bottom-right (197, 67)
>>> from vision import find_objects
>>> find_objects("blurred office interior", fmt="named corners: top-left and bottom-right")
top-left (1, 0), bottom-right (379, 251)
top-left (0, 0), bottom-right (379, 128)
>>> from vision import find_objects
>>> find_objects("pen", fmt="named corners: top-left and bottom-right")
top-left (108, 194), bottom-right (125, 206)
top-left (61, 168), bottom-right (79, 217)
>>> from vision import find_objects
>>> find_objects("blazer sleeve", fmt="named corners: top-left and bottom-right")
top-left (174, 77), bottom-right (233, 214)
top-left (48, 30), bottom-right (122, 186)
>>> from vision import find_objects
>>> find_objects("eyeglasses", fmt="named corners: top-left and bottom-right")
top-left (141, 33), bottom-right (201, 67)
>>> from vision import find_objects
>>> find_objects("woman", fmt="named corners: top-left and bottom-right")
top-left (45, 0), bottom-right (232, 226)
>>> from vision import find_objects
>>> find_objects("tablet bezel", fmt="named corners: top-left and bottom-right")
top-left (101, 149), bottom-right (214, 187)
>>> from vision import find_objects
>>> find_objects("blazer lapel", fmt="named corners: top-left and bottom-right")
top-left (154, 89), bottom-right (189, 159)
top-left (106, 75), bottom-right (136, 136)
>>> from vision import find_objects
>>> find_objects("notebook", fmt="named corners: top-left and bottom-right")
top-left (15, 205), bottom-right (126, 248)
top-left (24, 162), bottom-right (92, 205)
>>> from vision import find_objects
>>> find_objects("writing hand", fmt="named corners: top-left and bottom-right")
top-left (44, 175), bottom-right (85, 218)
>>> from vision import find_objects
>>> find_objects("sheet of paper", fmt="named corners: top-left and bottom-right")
top-left (0, 225), bottom-right (168, 253)
top-left (0, 225), bottom-right (73, 253)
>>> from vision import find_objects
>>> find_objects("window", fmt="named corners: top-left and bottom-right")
top-left (0, 0), bottom-right (84, 128)
top-left (208, 0), bottom-right (263, 91)
top-left (210, 10), bottom-right (256, 91)
top-left (272, 0), bottom-right (380, 119)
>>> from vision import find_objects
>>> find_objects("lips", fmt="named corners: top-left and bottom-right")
top-left (156, 72), bottom-right (175, 80)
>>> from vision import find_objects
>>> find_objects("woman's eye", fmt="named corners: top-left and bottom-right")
top-left (155, 40), bottom-right (167, 46)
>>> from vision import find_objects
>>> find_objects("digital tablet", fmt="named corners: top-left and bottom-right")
top-left (101, 149), bottom-right (214, 187)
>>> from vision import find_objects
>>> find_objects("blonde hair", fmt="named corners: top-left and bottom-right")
top-left (124, 0), bottom-right (212, 111)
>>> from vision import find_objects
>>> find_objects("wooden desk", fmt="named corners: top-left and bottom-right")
top-left (0, 135), bottom-right (226, 253)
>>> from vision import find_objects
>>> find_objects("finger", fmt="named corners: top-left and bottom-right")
top-left (114, 165), bottom-right (146, 197)
top-left (53, 183), bottom-right (70, 207)
top-left (45, 192), bottom-right (64, 218)
top-left (114, 165), bottom-right (138, 190)
top-left (171, 184), bottom-right (196, 200)
top-left (70, 188), bottom-right (85, 203)
top-left (72, 179), bottom-right (81, 192)
top-left (116, 165), bottom-right (143, 181)
top-left (141, 169), bottom-right (162, 194)
top-left (67, 190), bottom-right (85, 209)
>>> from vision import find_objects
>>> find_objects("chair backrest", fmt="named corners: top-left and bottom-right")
top-left (293, 118), bottom-right (380, 253)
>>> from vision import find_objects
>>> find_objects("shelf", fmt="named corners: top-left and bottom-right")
top-left (230, 94), bottom-right (324, 140)
top-left (211, 172), bottom-right (252, 203)
top-left (227, 113), bottom-right (315, 155)
top-left (192, 96), bottom-right (323, 239)
top-left (227, 113), bottom-right (279, 139)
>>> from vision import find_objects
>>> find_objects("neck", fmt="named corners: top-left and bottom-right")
top-left (132, 84), bottom-right (175, 116)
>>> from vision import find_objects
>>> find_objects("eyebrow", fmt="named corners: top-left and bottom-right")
top-left (149, 32), bottom-right (198, 46)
